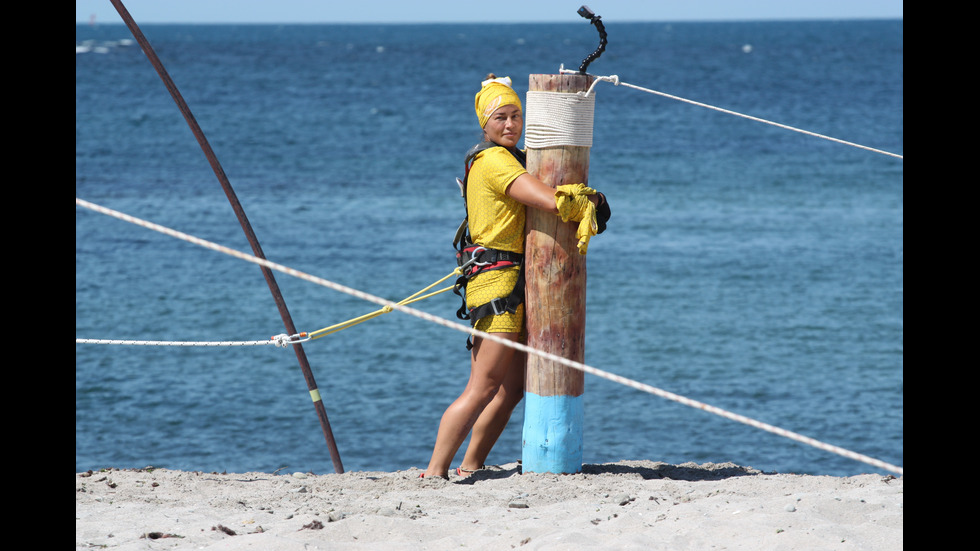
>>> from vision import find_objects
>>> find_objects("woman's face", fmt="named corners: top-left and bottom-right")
top-left (483, 104), bottom-right (523, 148)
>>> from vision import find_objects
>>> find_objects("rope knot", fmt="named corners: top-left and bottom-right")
top-left (382, 305), bottom-right (393, 314)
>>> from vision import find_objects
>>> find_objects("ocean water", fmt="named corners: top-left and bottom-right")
top-left (76, 19), bottom-right (903, 476)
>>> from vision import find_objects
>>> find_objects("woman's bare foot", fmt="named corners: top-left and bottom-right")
top-left (455, 465), bottom-right (485, 478)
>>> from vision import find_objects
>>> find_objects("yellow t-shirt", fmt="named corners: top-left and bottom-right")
top-left (466, 147), bottom-right (528, 253)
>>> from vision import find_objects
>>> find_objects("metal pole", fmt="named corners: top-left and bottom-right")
top-left (108, 0), bottom-right (344, 474)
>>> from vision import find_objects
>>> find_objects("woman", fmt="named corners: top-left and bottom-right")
top-left (422, 74), bottom-right (606, 480)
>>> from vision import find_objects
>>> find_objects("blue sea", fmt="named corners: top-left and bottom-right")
top-left (76, 19), bottom-right (903, 477)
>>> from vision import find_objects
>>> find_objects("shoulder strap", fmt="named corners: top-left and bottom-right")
top-left (464, 142), bottom-right (526, 172)
top-left (464, 141), bottom-right (498, 169)
top-left (456, 142), bottom-right (496, 251)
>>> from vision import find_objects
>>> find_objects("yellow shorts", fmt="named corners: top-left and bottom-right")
top-left (466, 266), bottom-right (524, 334)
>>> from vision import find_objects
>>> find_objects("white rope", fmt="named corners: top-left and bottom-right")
top-left (75, 197), bottom-right (903, 476)
top-left (524, 90), bottom-right (595, 148)
top-left (559, 66), bottom-right (904, 160)
top-left (75, 334), bottom-right (302, 348)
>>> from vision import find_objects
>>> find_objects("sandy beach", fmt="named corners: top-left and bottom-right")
top-left (76, 460), bottom-right (902, 550)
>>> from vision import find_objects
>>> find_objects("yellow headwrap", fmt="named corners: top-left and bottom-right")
top-left (474, 76), bottom-right (522, 128)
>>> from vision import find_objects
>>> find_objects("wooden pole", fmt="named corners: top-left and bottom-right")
top-left (522, 73), bottom-right (593, 474)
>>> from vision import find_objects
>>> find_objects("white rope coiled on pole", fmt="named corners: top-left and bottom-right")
top-left (75, 197), bottom-right (903, 476)
top-left (524, 89), bottom-right (596, 148)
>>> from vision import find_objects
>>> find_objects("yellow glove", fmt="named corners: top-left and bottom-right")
top-left (555, 183), bottom-right (598, 255)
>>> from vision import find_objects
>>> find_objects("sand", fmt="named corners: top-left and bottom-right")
top-left (75, 460), bottom-right (902, 550)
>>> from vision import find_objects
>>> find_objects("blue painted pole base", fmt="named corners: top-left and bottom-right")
top-left (521, 392), bottom-right (584, 474)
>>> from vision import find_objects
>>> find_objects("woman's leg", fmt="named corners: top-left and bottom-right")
top-left (458, 347), bottom-right (525, 473)
top-left (424, 333), bottom-right (520, 478)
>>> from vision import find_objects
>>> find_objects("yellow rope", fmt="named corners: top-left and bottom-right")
top-left (307, 268), bottom-right (462, 340)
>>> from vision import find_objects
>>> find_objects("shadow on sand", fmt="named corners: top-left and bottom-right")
top-left (455, 460), bottom-right (764, 484)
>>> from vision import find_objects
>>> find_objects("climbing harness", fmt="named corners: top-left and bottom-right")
top-left (452, 142), bottom-right (528, 348)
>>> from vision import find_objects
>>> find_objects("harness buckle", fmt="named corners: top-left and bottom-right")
top-left (458, 246), bottom-right (492, 274)
top-left (470, 246), bottom-right (492, 266)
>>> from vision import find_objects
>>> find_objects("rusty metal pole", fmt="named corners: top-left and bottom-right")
top-left (109, 0), bottom-right (344, 474)
top-left (522, 73), bottom-right (594, 474)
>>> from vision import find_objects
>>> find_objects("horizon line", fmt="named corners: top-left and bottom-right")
top-left (76, 16), bottom-right (904, 25)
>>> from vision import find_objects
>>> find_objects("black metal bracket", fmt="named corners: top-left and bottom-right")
top-left (577, 5), bottom-right (607, 74)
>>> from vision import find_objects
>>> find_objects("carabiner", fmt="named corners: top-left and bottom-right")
top-left (470, 246), bottom-right (492, 266)
top-left (459, 246), bottom-right (491, 272)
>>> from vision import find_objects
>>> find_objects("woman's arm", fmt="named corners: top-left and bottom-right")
top-left (505, 173), bottom-right (558, 213)
top-left (506, 173), bottom-right (599, 213)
